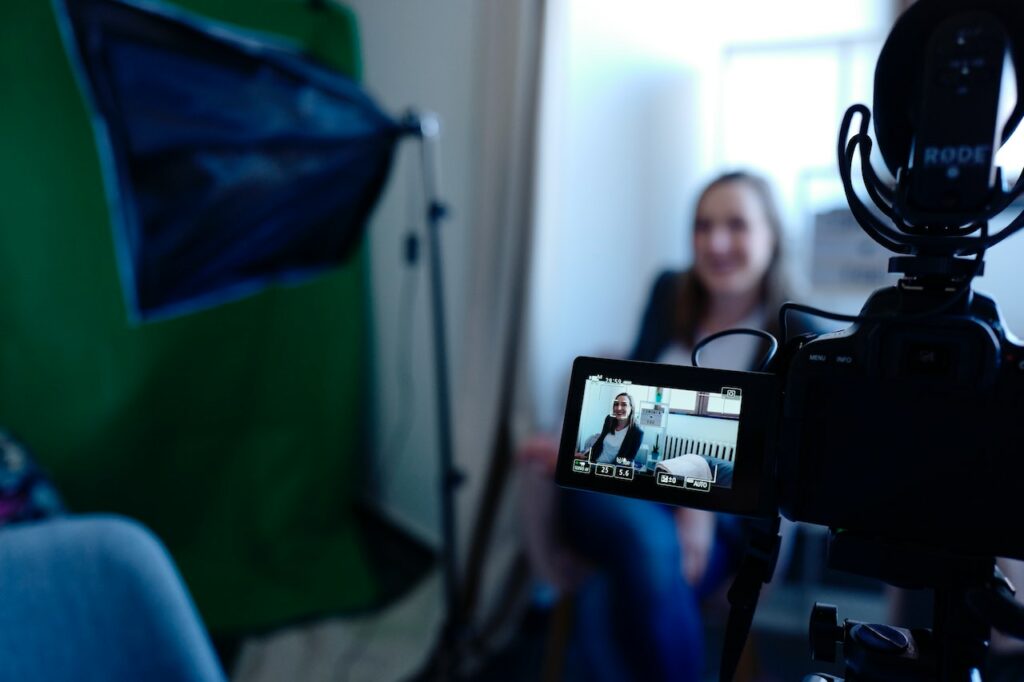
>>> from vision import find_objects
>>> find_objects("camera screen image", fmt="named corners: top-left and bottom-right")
top-left (572, 374), bottom-right (742, 491)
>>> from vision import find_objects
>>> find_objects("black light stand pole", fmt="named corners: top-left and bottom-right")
top-left (405, 111), bottom-right (464, 678)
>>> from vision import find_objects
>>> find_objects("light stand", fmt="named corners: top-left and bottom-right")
top-left (401, 111), bottom-right (466, 680)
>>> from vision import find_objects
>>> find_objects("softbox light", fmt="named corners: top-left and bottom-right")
top-left (56, 0), bottom-right (402, 320)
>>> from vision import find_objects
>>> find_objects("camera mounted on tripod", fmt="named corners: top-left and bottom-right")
top-left (556, 1), bottom-right (1024, 679)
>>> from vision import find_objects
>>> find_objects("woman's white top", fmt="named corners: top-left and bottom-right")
top-left (657, 308), bottom-right (766, 370)
top-left (594, 426), bottom-right (628, 464)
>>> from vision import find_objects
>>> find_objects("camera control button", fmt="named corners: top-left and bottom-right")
top-left (614, 466), bottom-right (634, 481)
top-left (657, 472), bottom-right (684, 488)
top-left (683, 478), bottom-right (711, 492)
top-left (572, 460), bottom-right (591, 474)
top-left (1006, 351), bottom-right (1024, 370)
top-left (833, 354), bottom-right (858, 373)
top-left (594, 464), bottom-right (615, 478)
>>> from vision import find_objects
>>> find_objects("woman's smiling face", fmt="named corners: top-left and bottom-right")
top-left (692, 180), bottom-right (776, 299)
top-left (611, 394), bottom-right (632, 422)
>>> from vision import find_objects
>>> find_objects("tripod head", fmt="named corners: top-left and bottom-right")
top-left (802, 532), bottom-right (1024, 682)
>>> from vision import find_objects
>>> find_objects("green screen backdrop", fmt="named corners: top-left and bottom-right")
top-left (0, 0), bottom-right (397, 633)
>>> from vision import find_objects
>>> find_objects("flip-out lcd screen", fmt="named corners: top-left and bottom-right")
top-left (556, 357), bottom-right (777, 515)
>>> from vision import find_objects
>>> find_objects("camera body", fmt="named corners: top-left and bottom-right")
top-left (777, 284), bottom-right (1024, 559)
top-left (556, 283), bottom-right (1024, 561)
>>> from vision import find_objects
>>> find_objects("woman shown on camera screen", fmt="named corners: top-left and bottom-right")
top-left (576, 392), bottom-right (645, 465)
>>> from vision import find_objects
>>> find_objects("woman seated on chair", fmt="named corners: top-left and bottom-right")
top-left (558, 170), bottom-right (794, 682)
top-left (576, 393), bottom-right (645, 465)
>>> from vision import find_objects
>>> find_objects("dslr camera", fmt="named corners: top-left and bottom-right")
top-left (556, 1), bottom-right (1024, 680)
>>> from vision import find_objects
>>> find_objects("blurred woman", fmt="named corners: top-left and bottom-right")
top-left (559, 171), bottom-right (791, 682)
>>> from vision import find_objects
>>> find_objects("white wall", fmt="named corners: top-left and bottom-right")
top-left (346, 0), bottom-right (481, 544)
top-left (528, 1), bottom-right (715, 431)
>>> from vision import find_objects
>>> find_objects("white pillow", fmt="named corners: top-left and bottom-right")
top-left (655, 454), bottom-right (712, 481)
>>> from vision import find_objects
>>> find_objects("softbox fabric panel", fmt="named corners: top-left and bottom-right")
top-left (0, 0), bottom-right (428, 634)
top-left (58, 0), bottom-right (401, 320)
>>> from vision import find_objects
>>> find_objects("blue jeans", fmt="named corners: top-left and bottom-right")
top-left (560, 490), bottom-right (740, 682)
top-left (0, 515), bottom-right (225, 682)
